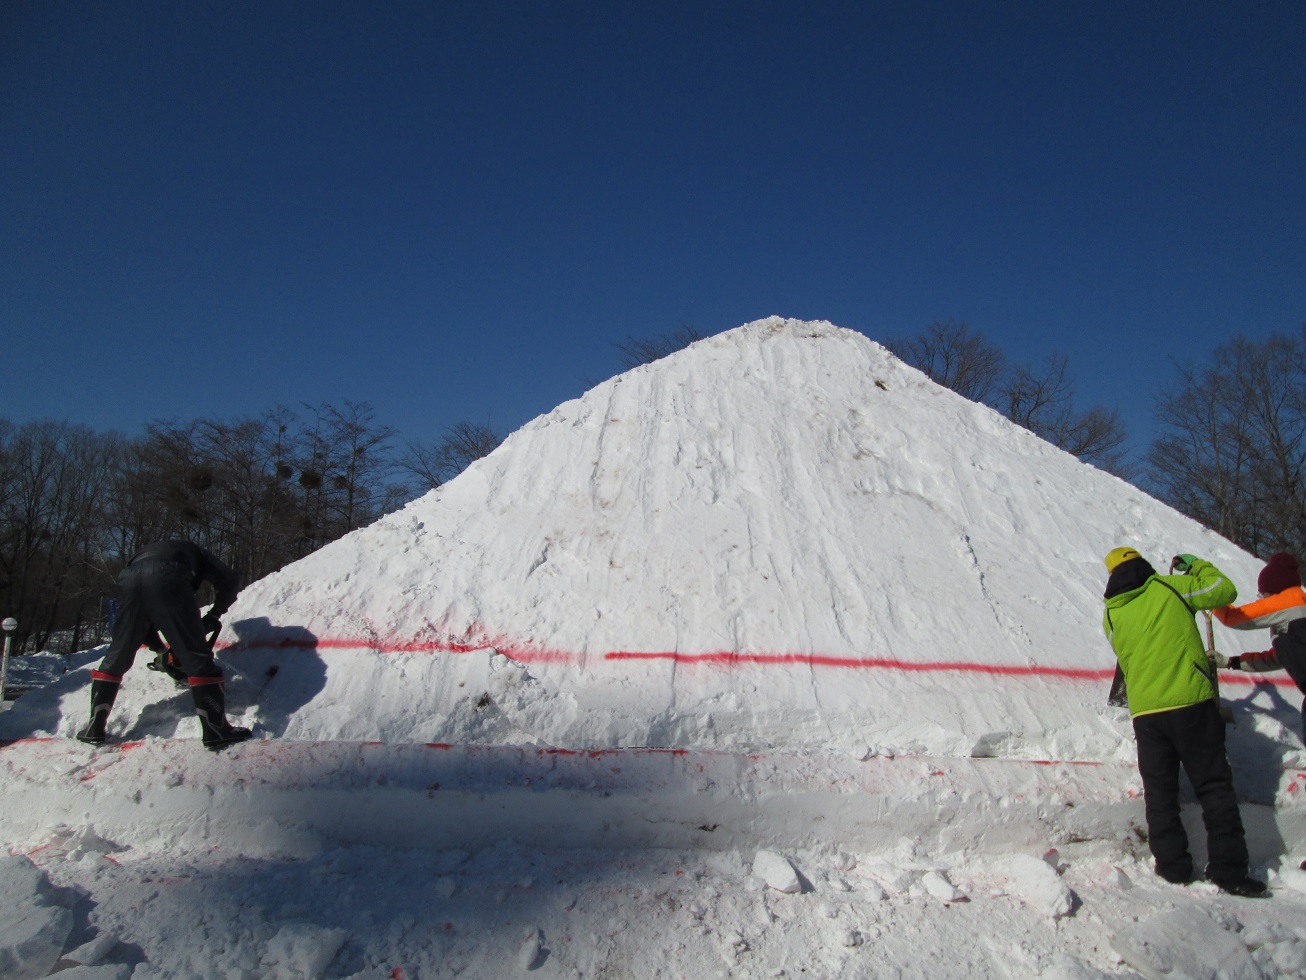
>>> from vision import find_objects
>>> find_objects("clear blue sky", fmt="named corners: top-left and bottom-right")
top-left (3, 1), bottom-right (1303, 458)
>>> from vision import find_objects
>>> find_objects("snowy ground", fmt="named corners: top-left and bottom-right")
top-left (4, 320), bottom-right (1306, 978)
top-left (3, 720), bottom-right (1306, 979)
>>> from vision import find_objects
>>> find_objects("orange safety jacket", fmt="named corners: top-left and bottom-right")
top-left (1213, 585), bottom-right (1306, 671)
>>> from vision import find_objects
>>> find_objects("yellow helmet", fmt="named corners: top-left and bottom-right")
top-left (1104, 546), bottom-right (1141, 572)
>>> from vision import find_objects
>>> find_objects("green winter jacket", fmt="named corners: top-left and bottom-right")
top-left (1102, 558), bottom-right (1237, 718)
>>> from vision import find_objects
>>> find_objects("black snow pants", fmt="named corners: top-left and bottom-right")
top-left (1133, 699), bottom-right (1249, 884)
top-left (97, 558), bottom-right (224, 681)
top-left (1272, 621), bottom-right (1306, 744)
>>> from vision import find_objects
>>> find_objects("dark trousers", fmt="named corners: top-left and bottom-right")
top-left (1133, 700), bottom-right (1248, 883)
top-left (98, 560), bottom-right (223, 681)
top-left (1273, 626), bottom-right (1306, 743)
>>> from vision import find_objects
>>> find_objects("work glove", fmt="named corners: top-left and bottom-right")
top-left (147, 650), bottom-right (189, 686)
top-left (1170, 554), bottom-right (1199, 573)
top-left (1212, 651), bottom-right (1242, 671)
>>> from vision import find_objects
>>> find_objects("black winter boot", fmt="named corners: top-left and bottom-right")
top-left (76, 676), bottom-right (121, 745)
top-left (1211, 875), bottom-right (1269, 898)
top-left (189, 682), bottom-right (252, 751)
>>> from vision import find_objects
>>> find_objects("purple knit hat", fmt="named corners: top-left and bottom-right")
top-left (1258, 553), bottom-right (1301, 595)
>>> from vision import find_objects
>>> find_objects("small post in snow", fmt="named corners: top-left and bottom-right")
top-left (0, 617), bottom-right (16, 702)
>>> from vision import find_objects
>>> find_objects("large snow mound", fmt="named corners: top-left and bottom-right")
top-left (3, 318), bottom-right (1298, 764)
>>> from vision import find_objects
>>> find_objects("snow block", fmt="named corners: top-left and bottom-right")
top-left (0, 905), bottom-right (74, 980)
top-left (45, 967), bottom-right (131, 980)
top-left (261, 922), bottom-right (346, 978)
top-left (1109, 908), bottom-right (1260, 980)
top-left (1005, 853), bottom-right (1075, 919)
top-left (920, 870), bottom-right (966, 903)
top-left (517, 927), bottom-right (544, 970)
top-left (1276, 866), bottom-right (1306, 894)
top-left (0, 852), bottom-right (60, 905)
top-left (63, 932), bottom-right (120, 966)
top-left (0, 854), bottom-right (74, 980)
top-left (752, 850), bottom-right (801, 893)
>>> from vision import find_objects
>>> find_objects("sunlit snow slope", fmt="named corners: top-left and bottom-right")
top-left (12, 318), bottom-right (1294, 761)
top-left (170, 316), bottom-right (1282, 759)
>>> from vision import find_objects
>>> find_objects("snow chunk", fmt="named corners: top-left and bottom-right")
top-left (63, 932), bottom-right (119, 965)
top-left (920, 870), bottom-right (966, 903)
top-left (862, 860), bottom-right (914, 894)
top-left (433, 875), bottom-right (457, 899)
top-left (1109, 908), bottom-right (1260, 980)
top-left (0, 905), bottom-right (74, 980)
top-left (517, 927), bottom-right (544, 970)
top-left (0, 852), bottom-right (60, 904)
top-left (0, 854), bottom-right (74, 980)
top-left (1276, 866), bottom-right (1306, 894)
top-left (48, 966), bottom-right (131, 979)
top-left (261, 922), bottom-right (346, 978)
top-left (1038, 953), bottom-right (1113, 980)
top-left (1005, 854), bottom-right (1076, 919)
top-left (752, 850), bottom-right (801, 894)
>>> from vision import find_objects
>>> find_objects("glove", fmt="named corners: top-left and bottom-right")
top-left (1170, 554), bottom-right (1199, 573)
top-left (147, 650), bottom-right (189, 686)
top-left (201, 613), bottom-right (222, 636)
top-left (1212, 651), bottom-right (1242, 671)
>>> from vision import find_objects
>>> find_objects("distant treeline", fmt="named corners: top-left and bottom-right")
top-left (3, 323), bottom-right (1304, 654)
top-left (0, 401), bottom-right (501, 653)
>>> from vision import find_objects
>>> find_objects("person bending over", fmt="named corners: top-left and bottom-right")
top-left (77, 540), bottom-right (251, 750)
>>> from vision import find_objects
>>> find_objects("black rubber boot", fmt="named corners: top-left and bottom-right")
top-left (189, 682), bottom-right (252, 751)
top-left (76, 676), bottom-right (121, 745)
top-left (1211, 876), bottom-right (1269, 898)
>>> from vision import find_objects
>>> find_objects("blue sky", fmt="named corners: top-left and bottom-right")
top-left (3, 2), bottom-right (1303, 460)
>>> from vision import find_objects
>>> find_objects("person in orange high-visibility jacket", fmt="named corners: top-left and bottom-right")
top-left (1102, 546), bottom-right (1265, 897)
top-left (1213, 552), bottom-right (1306, 742)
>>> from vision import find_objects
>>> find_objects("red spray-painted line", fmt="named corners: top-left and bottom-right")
top-left (230, 636), bottom-right (1117, 680)
top-left (220, 635), bottom-right (575, 663)
top-left (605, 651), bottom-right (1300, 687)
top-left (604, 649), bottom-right (1118, 680)
top-left (220, 634), bottom-right (1301, 687)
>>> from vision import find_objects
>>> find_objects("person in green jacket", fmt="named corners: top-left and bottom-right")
top-left (1102, 546), bottom-right (1266, 897)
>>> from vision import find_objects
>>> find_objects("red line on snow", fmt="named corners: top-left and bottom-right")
top-left (606, 649), bottom-right (1117, 680)
top-left (220, 634), bottom-right (575, 663)
top-left (218, 633), bottom-right (1301, 687)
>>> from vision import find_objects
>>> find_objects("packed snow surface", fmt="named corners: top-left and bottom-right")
top-left (3, 318), bottom-right (1306, 978)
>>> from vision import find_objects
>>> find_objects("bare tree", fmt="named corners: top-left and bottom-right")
top-left (614, 325), bottom-right (706, 370)
top-left (318, 400), bottom-right (398, 535)
top-left (888, 321), bottom-right (1129, 472)
top-left (292, 401), bottom-right (400, 546)
top-left (399, 422), bottom-right (504, 493)
top-left (886, 320), bottom-right (1005, 403)
top-left (1148, 358), bottom-right (1254, 547)
top-left (0, 421), bottom-right (122, 651)
top-left (1050, 405), bottom-right (1131, 473)
top-left (997, 353), bottom-right (1130, 473)
top-left (1149, 328), bottom-right (1306, 556)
